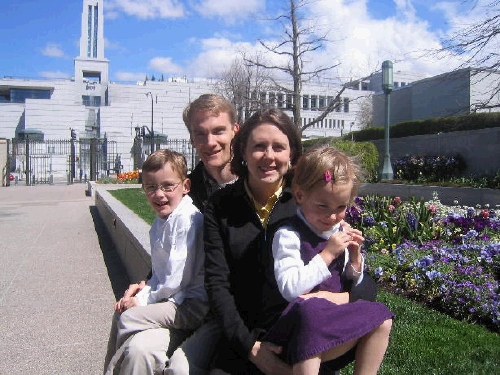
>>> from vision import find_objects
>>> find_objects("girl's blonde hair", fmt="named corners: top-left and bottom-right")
top-left (292, 146), bottom-right (363, 202)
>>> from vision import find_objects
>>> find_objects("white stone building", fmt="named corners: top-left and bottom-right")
top-left (0, 0), bottom-right (373, 183)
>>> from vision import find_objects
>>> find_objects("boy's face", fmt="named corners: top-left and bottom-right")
top-left (190, 111), bottom-right (238, 172)
top-left (142, 162), bottom-right (190, 219)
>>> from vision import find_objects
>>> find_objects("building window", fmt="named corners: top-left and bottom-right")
top-left (82, 95), bottom-right (101, 107)
top-left (277, 93), bottom-right (284, 108)
top-left (343, 98), bottom-right (349, 113)
top-left (335, 98), bottom-right (341, 112)
top-left (260, 91), bottom-right (267, 104)
top-left (319, 96), bottom-right (326, 110)
top-left (87, 5), bottom-right (92, 57)
top-left (10, 89), bottom-right (51, 103)
top-left (93, 5), bottom-right (98, 58)
top-left (268, 92), bottom-right (276, 106)
top-left (302, 95), bottom-right (309, 109)
top-left (311, 95), bottom-right (317, 110)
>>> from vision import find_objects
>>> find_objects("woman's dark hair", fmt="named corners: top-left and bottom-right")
top-left (231, 108), bottom-right (302, 179)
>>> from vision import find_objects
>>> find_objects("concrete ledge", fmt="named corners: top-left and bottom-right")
top-left (94, 184), bottom-right (151, 282)
top-left (360, 183), bottom-right (499, 207)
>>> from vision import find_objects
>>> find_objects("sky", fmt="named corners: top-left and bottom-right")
top-left (0, 0), bottom-right (495, 84)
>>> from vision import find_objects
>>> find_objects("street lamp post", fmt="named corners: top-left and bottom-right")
top-left (380, 60), bottom-right (394, 180)
top-left (146, 92), bottom-right (155, 154)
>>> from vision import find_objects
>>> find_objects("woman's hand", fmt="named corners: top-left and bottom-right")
top-left (248, 341), bottom-right (292, 375)
top-left (300, 291), bottom-right (349, 305)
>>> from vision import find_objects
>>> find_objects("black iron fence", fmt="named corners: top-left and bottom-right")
top-left (132, 138), bottom-right (198, 172)
top-left (9, 138), bottom-right (117, 185)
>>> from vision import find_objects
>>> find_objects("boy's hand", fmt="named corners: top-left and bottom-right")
top-left (113, 280), bottom-right (146, 313)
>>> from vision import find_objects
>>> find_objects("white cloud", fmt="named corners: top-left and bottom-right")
top-left (185, 38), bottom-right (263, 78)
top-left (292, 0), bottom-right (459, 79)
top-left (114, 71), bottom-right (148, 82)
top-left (127, 0), bottom-right (493, 83)
top-left (106, 0), bottom-right (185, 19)
top-left (148, 57), bottom-right (184, 75)
top-left (192, 0), bottom-right (265, 22)
top-left (39, 71), bottom-right (70, 79)
top-left (41, 43), bottom-right (65, 58)
top-left (105, 38), bottom-right (126, 52)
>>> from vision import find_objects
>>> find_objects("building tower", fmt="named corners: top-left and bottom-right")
top-left (74, 0), bottom-right (109, 137)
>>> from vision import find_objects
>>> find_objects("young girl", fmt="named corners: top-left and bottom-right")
top-left (265, 146), bottom-right (394, 375)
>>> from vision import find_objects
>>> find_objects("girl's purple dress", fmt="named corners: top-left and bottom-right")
top-left (264, 216), bottom-right (394, 365)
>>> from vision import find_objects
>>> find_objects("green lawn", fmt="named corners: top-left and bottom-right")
top-left (109, 187), bottom-right (500, 374)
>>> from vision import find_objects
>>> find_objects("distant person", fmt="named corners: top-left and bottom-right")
top-left (264, 147), bottom-right (393, 374)
top-left (103, 149), bottom-right (208, 374)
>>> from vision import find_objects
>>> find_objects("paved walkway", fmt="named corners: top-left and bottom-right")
top-left (0, 183), bottom-right (130, 375)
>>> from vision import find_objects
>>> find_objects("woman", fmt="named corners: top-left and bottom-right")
top-left (204, 108), bottom-right (301, 374)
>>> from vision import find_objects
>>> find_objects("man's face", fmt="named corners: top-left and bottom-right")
top-left (190, 111), bottom-right (237, 170)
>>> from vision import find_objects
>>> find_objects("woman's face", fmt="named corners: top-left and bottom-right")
top-left (244, 122), bottom-right (291, 192)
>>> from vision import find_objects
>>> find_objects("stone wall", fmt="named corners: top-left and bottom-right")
top-left (371, 127), bottom-right (500, 177)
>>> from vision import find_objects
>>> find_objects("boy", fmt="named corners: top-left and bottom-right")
top-left (104, 149), bottom-right (208, 374)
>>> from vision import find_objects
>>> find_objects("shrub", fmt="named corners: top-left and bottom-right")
top-left (302, 139), bottom-right (379, 183)
top-left (393, 154), bottom-right (466, 182)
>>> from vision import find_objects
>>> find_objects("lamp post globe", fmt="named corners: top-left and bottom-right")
top-left (381, 60), bottom-right (394, 181)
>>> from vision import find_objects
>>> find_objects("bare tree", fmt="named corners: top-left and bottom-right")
top-left (245, 0), bottom-right (348, 134)
top-left (215, 52), bottom-right (274, 124)
top-left (439, 0), bottom-right (500, 110)
top-left (355, 95), bottom-right (373, 129)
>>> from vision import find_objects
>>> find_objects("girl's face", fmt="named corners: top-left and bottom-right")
top-left (142, 162), bottom-right (190, 219)
top-left (244, 123), bottom-right (291, 193)
top-left (295, 181), bottom-right (353, 233)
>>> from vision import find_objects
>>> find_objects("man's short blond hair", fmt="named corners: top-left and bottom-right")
top-left (182, 94), bottom-right (237, 134)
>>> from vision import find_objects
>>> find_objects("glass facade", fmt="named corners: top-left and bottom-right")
top-left (87, 5), bottom-right (98, 58)
top-left (82, 95), bottom-right (101, 107)
top-left (10, 89), bottom-right (51, 103)
top-left (93, 5), bottom-right (98, 58)
top-left (87, 5), bottom-right (92, 57)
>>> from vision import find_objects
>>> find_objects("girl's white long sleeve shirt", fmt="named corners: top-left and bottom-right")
top-left (272, 209), bottom-right (364, 302)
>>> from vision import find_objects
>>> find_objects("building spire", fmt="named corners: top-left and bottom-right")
top-left (79, 0), bottom-right (105, 60)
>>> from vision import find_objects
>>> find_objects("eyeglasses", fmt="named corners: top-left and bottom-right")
top-left (143, 181), bottom-right (182, 195)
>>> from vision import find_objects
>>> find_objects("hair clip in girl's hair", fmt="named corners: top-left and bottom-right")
top-left (324, 169), bottom-right (332, 182)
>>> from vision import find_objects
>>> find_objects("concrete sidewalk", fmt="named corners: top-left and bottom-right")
top-left (0, 183), bottom-right (130, 375)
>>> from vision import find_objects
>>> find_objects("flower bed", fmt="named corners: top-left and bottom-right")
top-left (346, 192), bottom-right (500, 332)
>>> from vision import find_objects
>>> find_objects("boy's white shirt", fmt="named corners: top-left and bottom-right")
top-left (272, 208), bottom-right (365, 302)
top-left (136, 194), bottom-right (207, 306)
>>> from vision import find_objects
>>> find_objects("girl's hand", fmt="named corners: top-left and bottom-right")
top-left (341, 222), bottom-right (364, 267)
top-left (323, 231), bottom-right (352, 258)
